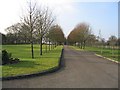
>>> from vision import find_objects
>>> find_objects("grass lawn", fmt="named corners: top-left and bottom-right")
top-left (69, 46), bottom-right (119, 62)
top-left (1, 44), bottom-right (63, 77)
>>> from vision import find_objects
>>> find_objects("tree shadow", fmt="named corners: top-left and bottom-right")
top-left (5, 60), bottom-right (54, 68)
top-left (5, 60), bottom-right (39, 68)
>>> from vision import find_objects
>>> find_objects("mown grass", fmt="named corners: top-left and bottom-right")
top-left (69, 46), bottom-right (119, 61)
top-left (1, 44), bottom-right (63, 77)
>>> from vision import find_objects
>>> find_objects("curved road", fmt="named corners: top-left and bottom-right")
top-left (3, 46), bottom-right (118, 88)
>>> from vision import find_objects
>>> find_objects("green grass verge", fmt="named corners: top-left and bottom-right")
top-left (69, 45), bottom-right (119, 62)
top-left (1, 44), bottom-right (63, 77)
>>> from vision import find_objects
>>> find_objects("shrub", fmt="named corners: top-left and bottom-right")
top-left (2, 50), bottom-right (20, 65)
top-left (2, 50), bottom-right (10, 65)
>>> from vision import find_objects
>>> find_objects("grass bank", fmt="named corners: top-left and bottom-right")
top-left (1, 44), bottom-right (63, 77)
top-left (69, 46), bottom-right (119, 62)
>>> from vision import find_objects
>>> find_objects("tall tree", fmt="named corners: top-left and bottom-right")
top-left (35, 7), bottom-right (54, 55)
top-left (21, 1), bottom-right (38, 58)
top-left (5, 23), bottom-right (21, 44)
top-left (67, 22), bottom-right (91, 49)
top-left (67, 29), bottom-right (79, 45)
top-left (49, 25), bottom-right (65, 46)
top-left (75, 23), bottom-right (91, 49)
top-left (17, 23), bottom-right (30, 44)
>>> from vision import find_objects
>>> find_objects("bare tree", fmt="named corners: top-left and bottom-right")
top-left (19, 23), bottom-right (31, 43)
top-left (21, 1), bottom-right (38, 58)
top-left (75, 23), bottom-right (91, 49)
top-left (35, 7), bottom-right (55, 55)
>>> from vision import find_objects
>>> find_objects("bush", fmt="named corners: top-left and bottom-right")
top-left (2, 50), bottom-right (19, 65)
top-left (2, 50), bottom-right (10, 65)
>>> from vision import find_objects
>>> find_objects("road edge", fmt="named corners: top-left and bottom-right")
top-left (95, 54), bottom-right (119, 64)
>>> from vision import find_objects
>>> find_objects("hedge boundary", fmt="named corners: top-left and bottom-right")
top-left (1, 48), bottom-right (64, 81)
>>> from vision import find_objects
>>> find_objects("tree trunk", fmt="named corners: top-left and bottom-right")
top-left (49, 41), bottom-right (50, 51)
top-left (46, 43), bottom-right (47, 53)
top-left (55, 42), bottom-right (57, 48)
top-left (51, 43), bottom-right (52, 50)
top-left (81, 42), bottom-right (83, 49)
top-left (79, 42), bottom-right (80, 48)
top-left (83, 41), bottom-right (86, 49)
top-left (31, 42), bottom-right (34, 58)
top-left (100, 44), bottom-right (103, 54)
top-left (112, 45), bottom-right (114, 56)
top-left (40, 37), bottom-right (42, 55)
top-left (52, 43), bottom-right (54, 49)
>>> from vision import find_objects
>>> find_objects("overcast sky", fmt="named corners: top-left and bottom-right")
top-left (0, 0), bottom-right (119, 40)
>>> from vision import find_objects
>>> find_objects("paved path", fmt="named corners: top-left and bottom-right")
top-left (3, 46), bottom-right (118, 88)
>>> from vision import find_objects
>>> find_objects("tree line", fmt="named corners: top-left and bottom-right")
top-left (1, 0), bottom-right (119, 58)
top-left (2, 1), bottom-right (65, 58)
top-left (67, 22), bottom-right (119, 49)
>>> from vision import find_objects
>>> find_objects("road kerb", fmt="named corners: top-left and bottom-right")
top-left (95, 54), bottom-right (119, 64)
